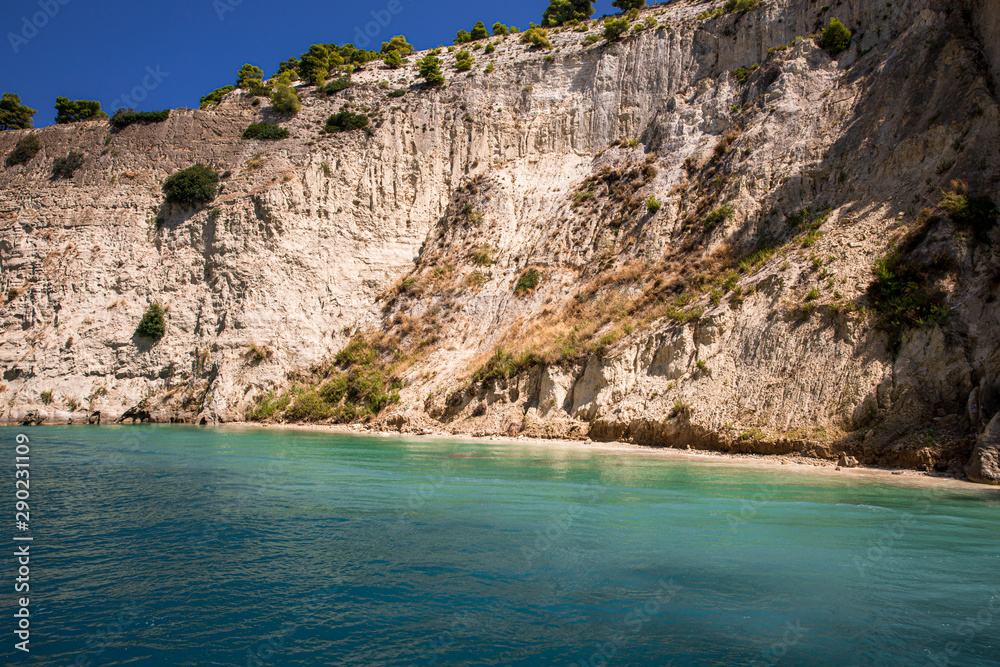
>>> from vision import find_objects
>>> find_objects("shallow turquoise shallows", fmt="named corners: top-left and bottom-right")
top-left (2, 425), bottom-right (998, 666)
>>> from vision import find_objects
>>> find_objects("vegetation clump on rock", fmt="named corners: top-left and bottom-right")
top-left (939, 181), bottom-right (999, 242)
top-left (242, 123), bottom-right (289, 140)
top-left (419, 55), bottom-right (446, 86)
top-left (603, 18), bottom-right (630, 41)
top-left (249, 333), bottom-right (403, 423)
top-left (521, 26), bottom-right (553, 49)
top-left (52, 152), bottom-right (85, 179)
top-left (200, 85), bottom-right (235, 109)
top-left (455, 50), bottom-right (475, 71)
top-left (325, 111), bottom-right (370, 132)
top-left (515, 268), bottom-right (542, 295)
top-left (270, 74), bottom-right (301, 114)
top-left (135, 303), bottom-right (166, 341)
top-left (5, 133), bottom-right (40, 167)
top-left (822, 17), bottom-right (852, 56)
top-left (110, 109), bottom-right (170, 129)
top-left (162, 164), bottom-right (220, 206)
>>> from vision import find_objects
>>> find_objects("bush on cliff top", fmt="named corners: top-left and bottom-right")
top-left (200, 85), bottom-right (235, 109)
top-left (542, 0), bottom-right (594, 27)
top-left (55, 97), bottom-right (108, 124)
top-left (110, 109), bottom-right (170, 129)
top-left (0, 93), bottom-right (36, 131)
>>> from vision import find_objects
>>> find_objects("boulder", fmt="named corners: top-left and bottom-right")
top-left (837, 452), bottom-right (860, 468)
top-left (966, 413), bottom-right (1000, 485)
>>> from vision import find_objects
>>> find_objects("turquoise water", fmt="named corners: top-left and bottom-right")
top-left (2, 425), bottom-right (998, 666)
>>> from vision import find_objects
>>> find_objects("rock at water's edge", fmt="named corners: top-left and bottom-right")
top-left (965, 413), bottom-right (1000, 485)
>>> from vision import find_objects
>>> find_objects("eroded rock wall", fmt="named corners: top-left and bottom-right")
top-left (2, 0), bottom-right (999, 480)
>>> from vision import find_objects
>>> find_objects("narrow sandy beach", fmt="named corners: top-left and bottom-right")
top-left (222, 421), bottom-right (991, 490)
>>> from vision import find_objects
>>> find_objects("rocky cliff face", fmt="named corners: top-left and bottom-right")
top-left (2, 0), bottom-right (999, 482)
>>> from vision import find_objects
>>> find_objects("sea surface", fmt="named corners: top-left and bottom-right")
top-left (1, 425), bottom-right (998, 666)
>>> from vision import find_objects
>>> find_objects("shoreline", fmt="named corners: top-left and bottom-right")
top-left (4, 419), bottom-right (986, 489)
top-left (224, 421), bottom-right (982, 489)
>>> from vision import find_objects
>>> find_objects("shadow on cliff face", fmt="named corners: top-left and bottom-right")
top-left (130, 332), bottom-right (158, 353)
top-left (428, 8), bottom-right (999, 474)
top-left (809, 8), bottom-right (998, 466)
top-left (661, 6), bottom-right (1000, 470)
top-left (156, 200), bottom-right (207, 231)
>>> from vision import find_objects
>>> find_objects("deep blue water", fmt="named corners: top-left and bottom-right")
top-left (1, 425), bottom-right (998, 666)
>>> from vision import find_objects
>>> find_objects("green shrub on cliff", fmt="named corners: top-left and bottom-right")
top-left (383, 50), bottom-right (403, 69)
top-left (324, 75), bottom-right (354, 95)
top-left (822, 17), bottom-right (852, 56)
top-left (419, 55), bottom-right (446, 86)
top-left (110, 109), bottom-right (170, 129)
top-left (867, 250), bottom-right (947, 353)
top-left (455, 50), bottom-right (475, 71)
top-left (242, 123), bottom-right (289, 140)
top-left (162, 164), bottom-right (219, 205)
top-left (5, 133), bottom-right (40, 167)
top-left (52, 152), bottom-right (85, 179)
top-left (325, 111), bottom-right (369, 132)
top-left (270, 75), bottom-right (301, 114)
top-left (473, 347), bottom-right (540, 385)
top-left (470, 21), bottom-right (490, 40)
top-left (263, 333), bottom-right (404, 423)
top-left (521, 26), bottom-right (553, 49)
top-left (939, 186), bottom-right (999, 242)
top-left (612, 0), bottom-right (645, 11)
top-left (381, 35), bottom-right (414, 55)
top-left (603, 18), bottom-right (630, 41)
top-left (235, 64), bottom-right (264, 90)
top-left (200, 85), bottom-right (235, 109)
top-left (135, 303), bottom-right (166, 341)
top-left (515, 268), bottom-right (542, 295)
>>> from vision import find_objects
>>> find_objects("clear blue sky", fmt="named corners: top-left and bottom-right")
top-left (1, 0), bottom-right (628, 127)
